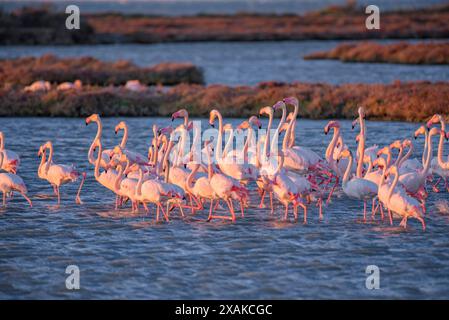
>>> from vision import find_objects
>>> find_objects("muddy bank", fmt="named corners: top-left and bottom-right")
top-left (1, 3), bottom-right (449, 45)
top-left (304, 41), bottom-right (449, 65)
top-left (0, 55), bottom-right (204, 86)
top-left (1, 81), bottom-right (448, 122)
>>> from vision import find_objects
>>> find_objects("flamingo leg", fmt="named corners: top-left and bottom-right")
top-left (177, 204), bottom-right (185, 218)
top-left (371, 197), bottom-right (377, 219)
top-left (258, 190), bottom-right (266, 208)
top-left (432, 177), bottom-right (442, 193)
top-left (297, 202), bottom-right (307, 224)
top-left (379, 204), bottom-right (385, 221)
top-left (388, 208), bottom-right (393, 226)
top-left (75, 172), bottom-right (86, 204)
top-left (363, 200), bottom-right (367, 223)
top-left (2, 192), bottom-right (6, 207)
top-left (269, 192), bottom-right (274, 215)
top-left (56, 186), bottom-right (61, 205)
top-left (240, 199), bottom-right (244, 218)
top-left (159, 203), bottom-right (169, 222)
top-left (446, 178), bottom-right (449, 193)
top-left (143, 202), bottom-right (149, 214)
top-left (284, 204), bottom-right (289, 220)
top-left (326, 176), bottom-right (339, 205)
top-left (20, 193), bottom-right (33, 207)
top-left (227, 199), bottom-right (236, 222)
top-left (207, 199), bottom-right (214, 221)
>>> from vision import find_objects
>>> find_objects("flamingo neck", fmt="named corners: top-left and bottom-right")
top-left (0, 152), bottom-right (4, 168)
top-left (94, 142), bottom-right (102, 180)
top-left (422, 131), bottom-right (434, 176)
top-left (163, 141), bottom-right (174, 182)
top-left (272, 106), bottom-right (286, 153)
top-left (243, 126), bottom-right (252, 162)
top-left (325, 127), bottom-right (340, 162)
top-left (38, 152), bottom-right (47, 174)
top-left (365, 158), bottom-right (373, 176)
top-left (119, 125), bottom-right (128, 149)
top-left (356, 127), bottom-right (365, 178)
top-left (45, 143), bottom-right (54, 173)
top-left (0, 132), bottom-right (4, 150)
top-left (186, 164), bottom-right (199, 193)
top-left (422, 130), bottom-right (428, 166)
top-left (223, 129), bottom-right (234, 159)
top-left (437, 118), bottom-right (449, 169)
top-left (261, 112), bottom-right (273, 164)
top-left (214, 112), bottom-right (224, 163)
top-left (288, 120), bottom-right (296, 148)
top-left (136, 167), bottom-right (144, 197)
top-left (399, 143), bottom-right (413, 167)
top-left (342, 153), bottom-right (353, 185)
top-left (378, 164), bottom-right (388, 190)
top-left (114, 164), bottom-right (125, 193)
top-left (387, 169), bottom-right (399, 202)
top-left (393, 146), bottom-right (404, 167)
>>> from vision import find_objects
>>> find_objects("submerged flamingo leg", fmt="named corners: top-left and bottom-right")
top-left (228, 199), bottom-right (236, 222)
top-left (240, 199), bottom-right (244, 218)
top-left (2, 192), bottom-right (6, 207)
top-left (284, 204), bottom-right (289, 220)
top-left (56, 186), bottom-right (61, 205)
top-left (432, 177), bottom-right (442, 193)
top-left (388, 208), bottom-right (393, 226)
top-left (207, 199), bottom-right (214, 221)
top-left (75, 172), bottom-right (86, 204)
top-left (269, 192), bottom-right (274, 215)
top-left (258, 190), bottom-right (266, 208)
top-left (363, 200), bottom-right (367, 223)
top-left (326, 176), bottom-right (339, 205)
top-left (159, 203), bottom-right (169, 222)
top-left (379, 204), bottom-right (385, 221)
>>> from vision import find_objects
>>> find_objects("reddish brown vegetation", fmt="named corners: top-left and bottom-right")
top-left (304, 41), bottom-right (449, 64)
top-left (1, 3), bottom-right (449, 45)
top-left (0, 55), bottom-right (204, 86)
top-left (1, 81), bottom-right (448, 122)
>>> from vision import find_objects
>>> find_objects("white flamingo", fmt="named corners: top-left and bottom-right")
top-left (86, 114), bottom-right (113, 169)
top-left (338, 149), bottom-right (378, 222)
top-left (0, 152), bottom-right (32, 207)
top-left (24, 80), bottom-right (51, 92)
top-left (57, 80), bottom-right (82, 91)
top-left (39, 141), bottom-right (86, 205)
top-left (0, 131), bottom-right (20, 174)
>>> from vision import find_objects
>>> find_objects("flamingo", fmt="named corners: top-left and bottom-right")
top-left (38, 141), bottom-right (86, 205)
top-left (0, 152), bottom-right (32, 207)
top-left (383, 165), bottom-right (426, 231)
top-left (113, 121), bottom-right (148, 166)
top-left (337, 149), bottom-right (378, 222)
top-left (57, 80), bottom-right (82, 91)
top-left (124, 80), bottom-right (147, 92)
top-left (24, 80), bottom-right (51, 92)
top-left (86, 114), bottom-right (113, 169)
top-left (0, 131), bottom-right (20, 174)
top-left (427, 114), bottom-right (449, 192)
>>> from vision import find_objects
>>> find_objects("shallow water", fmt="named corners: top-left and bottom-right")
top-left (2, 40), bottom-right (449, 85)
top-left (1, 117), bottom-right (449, 299)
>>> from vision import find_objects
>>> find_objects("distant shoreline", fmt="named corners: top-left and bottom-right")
top-left (2, 3), bottom-right (449, 45)
top-left (1, 81), bottom-right (448, 122)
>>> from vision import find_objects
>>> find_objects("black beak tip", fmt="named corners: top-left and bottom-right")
top-left (171, 117), bottom-right (174, 122)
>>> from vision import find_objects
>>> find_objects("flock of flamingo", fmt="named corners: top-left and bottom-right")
top-left (1, 97), bottom-right (449, 231)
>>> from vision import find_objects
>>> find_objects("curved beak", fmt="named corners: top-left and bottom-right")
top-left (171, 116), bottom-right (175, 122)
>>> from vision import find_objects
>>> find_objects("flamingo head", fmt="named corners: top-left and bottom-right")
top-left (414, 125), bottom-right (426, 139)
top-left (358, 106), bottom-right (366, 118)
top-left (85, 114), bottom-right (99, 125)
top-left (223, 123), bottom-right (233, 131)
top-left (237, 120), bottom-right (249, 131)
top-left (249, 116), bottom-right (262, 129)
top-left (362, 154), bottom-right (371, 164)
top-left (373, 156), bottom-right (386, 169)
top-left (324, 120), bottom-right (340, 135)
top-left (259, 106), bottom-right (273, 118)
top-left (402, 139), bottom-right (412, 148)
top-left (111, 145), bottom-right (123, 158)
top-left (446, 131), bottom-right (449, 141)
top-left (187, 121), bottom-right (194, 131)
top-left (37, 145), bottom-right (45, 157)
top-left (42, 141), bottom-right (52, 150)
top-left (209, 110), bottom-right (220, 128)
top-left (429, 127), bottom-right (441, 138)
top-left (426, 114), bottom-right (442, 128)
top-left (114, 121), bottom-right (127, 134)
top-left (171, 109), bottom-right (188, 122)
top-left (158, 126), bottom-right (173, 136)
top-left (74, 79), bottom-right (82, 88)
top-left (376, 146), bottom-right (390, 158)
top-left (272, 100), bottom-right (286, 111)
top-left (389, 140), bottom-right (402, 150)
top-left (337, 149), bottom-right (351, 162)
top-left (282, 96), bottom-right (298, 108)
top-left (279, 122), bottom-right (289, 133)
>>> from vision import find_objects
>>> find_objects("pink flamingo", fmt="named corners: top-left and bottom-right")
top-left (113, 121), bottom-right (148, 166)
top-left (427, 114), bottom-right (449, 192)
top-left (0, 152), bottom-right (32, 207)
top-left (0, 131), bottom-right (20, 174)
top-left (39, 141), bottom-right (86, 205)
top-left (86, 114), bottom-right (112, 169)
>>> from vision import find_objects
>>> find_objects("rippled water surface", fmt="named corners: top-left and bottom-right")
top-left (1, 117), bottom-right (449, 299)
top-left (2, 40), bottom-right (449, 85)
